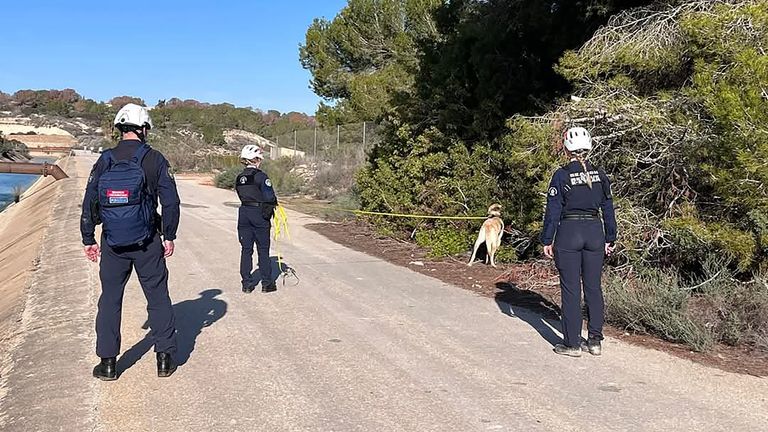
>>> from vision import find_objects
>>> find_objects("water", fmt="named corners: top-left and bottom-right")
top-left (0, 158), bottom-right (56, 211)
top-left (0, 173), bottom-right (39, 211)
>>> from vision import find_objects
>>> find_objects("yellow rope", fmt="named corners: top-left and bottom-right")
top-left (328, 208), bottom-right (488, 220)
top-left (272, 206), bottom-right (291, 272)
top-left (271, 205), bottom-right (485, 284)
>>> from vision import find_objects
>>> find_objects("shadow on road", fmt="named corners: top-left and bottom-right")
top-left (494, 282), bottom-right (563, 347)
top-left (116, 289), bottom-right (228, 375)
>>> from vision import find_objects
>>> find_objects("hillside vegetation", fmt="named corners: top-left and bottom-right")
top-left (303, 0), bottom-right (768, 352)
top-left (0, 90), bottom-right (315, 170)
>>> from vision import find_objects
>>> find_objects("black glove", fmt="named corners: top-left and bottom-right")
top-left (262, 203), bottom-right (276, 220)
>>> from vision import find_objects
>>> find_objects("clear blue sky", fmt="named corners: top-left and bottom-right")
top-left (0, 1), bottom-right (348, 115)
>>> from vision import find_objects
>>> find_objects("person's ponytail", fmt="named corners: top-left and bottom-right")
top-left (575, 151), bottom-right (592, 189)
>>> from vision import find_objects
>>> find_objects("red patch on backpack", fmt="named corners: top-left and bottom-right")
top-left (107, 189), bottom-right (130, 204)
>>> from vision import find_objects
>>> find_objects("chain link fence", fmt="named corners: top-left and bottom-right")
top-left (267, 122), bottom-right (380, 200)
top-left (198, 122), bottom-right (380, 200)
top-left (269, 122), bottom-right (380, 163)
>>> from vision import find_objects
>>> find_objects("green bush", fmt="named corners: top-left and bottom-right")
top-left (332, 192), bottom-right (360, 210)
top-left (694, 261), bottom-right (768, 349)
top-left (314, 192), bottom-right (361, 221)
top-left (605, 255), bottom-right (768, 352)
top-left (604, 267), bottom-right (715, 352)
top-left (262, 158), bottom-right (304, 196)
top-left (493, 245), bottom-right (519, 264)
top-left (415, 225), bottom-right (473, 258)
top-left (310, 164), bottom-right (360, 200)
top-left (663, 215), bottom-right (757, 272)
top-left (357, 118), bottom-right (557, 260)
top-left (214, 167), bottom-right (240, 190)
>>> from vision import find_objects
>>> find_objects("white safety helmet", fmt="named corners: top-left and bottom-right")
top-left (240, 145), bottom-right (264, 161)
top-left (563, 127), bottom-right (592, 152)
top-left (113, 103), bottom-right (153, 130)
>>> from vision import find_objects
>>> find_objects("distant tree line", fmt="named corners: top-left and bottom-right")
top-left (0, 89), bottom-right (316, 145)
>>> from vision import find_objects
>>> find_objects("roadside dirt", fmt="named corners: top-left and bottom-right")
top-left (176, 173), bottom-right (214, 186)
top-left (306, 218), bottom-right (768, 377)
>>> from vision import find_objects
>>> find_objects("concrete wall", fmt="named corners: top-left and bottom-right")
top-left (0, 160), bottom-right (67, 363)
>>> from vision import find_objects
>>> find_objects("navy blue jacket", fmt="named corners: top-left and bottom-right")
top-left (235, 167), bottom-right (277, 205)
top-left (80, 140), bottom-right (180, 245)
top-left (541, 160), bottom-right (617, 246)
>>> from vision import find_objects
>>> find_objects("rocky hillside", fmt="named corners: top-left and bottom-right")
top-left (0, 90), bottom-right (317, 170)
top-left (0, 135), bottom-right (29, 162)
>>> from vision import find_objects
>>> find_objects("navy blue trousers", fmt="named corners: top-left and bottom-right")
top-left (554, 220), bottom-right (606, 348)
top-left (238, 206), bottom-right (272, 288)
top-left (96, 233), bottom-right (176, 358)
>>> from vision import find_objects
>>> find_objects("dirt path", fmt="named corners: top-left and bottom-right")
top-left (0, 156), bottom-right (766, 431)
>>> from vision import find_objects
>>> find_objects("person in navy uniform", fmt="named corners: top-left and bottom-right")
top-left (236, 145), bottom-right (278, 293)
top-left (541, 127), bottom-right (617, 357)
top-left (81, 103), bottom-right (180, 380)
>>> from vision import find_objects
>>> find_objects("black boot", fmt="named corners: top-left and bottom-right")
top-left (93, 357), bottom-right (117, 381)
top-left (554, 344), bottom-right (582, 357)
top-left (586, 338), bottom-right (602, 356)
top-left (242, 283), bottom-right (255, 294)
top-left (157, 352), bottom-right (177, 378)
top-left (580, 338), bottom-right (603, 356)
top-left (262, 282), bottom-right (277, 293)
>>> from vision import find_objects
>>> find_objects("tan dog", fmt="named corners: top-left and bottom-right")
top-left (468, 204), bottom-right (504, 267)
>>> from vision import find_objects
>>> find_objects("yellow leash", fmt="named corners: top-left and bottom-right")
top-left (337, 209), bottom-right (487, 220)
top-left (270, 205), bottom-right (487, 287)
top-left (272, 206), bottom-right (298, 286)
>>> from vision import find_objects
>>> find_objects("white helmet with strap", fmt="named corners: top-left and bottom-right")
top-left (113, 103), bottom-right (153, 130)
top-left (564, 127), bottom-right (592, 152)
top-left (240, 145), bottom-right (264, 161)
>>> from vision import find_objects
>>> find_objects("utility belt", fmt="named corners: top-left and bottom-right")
top-left (240, 201), bottom-right (276, 219)
top-left (562, 212), bottom-right (600, 221)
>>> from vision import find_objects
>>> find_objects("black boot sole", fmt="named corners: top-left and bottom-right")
top-left (158, 367), bottom-right (177, 378)
top-left (93, 373), bottom-right (117, 381)
top-left (554, 344), bottom-right (582, 357)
